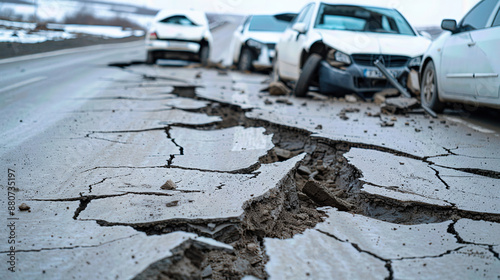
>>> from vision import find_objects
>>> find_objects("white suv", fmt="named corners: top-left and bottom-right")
top-left (146, 9), bottom-right (213, 65)
top-left (274, 1), bottom-right (431, 98)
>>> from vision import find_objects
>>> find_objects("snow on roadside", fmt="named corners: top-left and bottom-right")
top-left (0, 19), bottom-right (36, 29)
top-left (0, 19), bottom-right (144, 44)
top-left (0, 29), bottom-right (76, 43)
top-left (54, 24), bottom-right (145, 38)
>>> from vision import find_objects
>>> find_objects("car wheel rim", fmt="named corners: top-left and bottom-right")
top-left (423, 68), bottom-right (435, 104)
top-left (241, 52), bottom-right (250, 69)
top-left (201, 47), bottom-right (208, 62)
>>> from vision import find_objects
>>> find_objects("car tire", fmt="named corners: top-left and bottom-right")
top-left (146, 51), bottom-right (157, 65)
top-left (238, 48), bottom-right (254, 71)
top-left (421, 60), bottom-right (444, 113)
top-left (294, 53), bottom-right (322, 97)
top-left (199, 45), bottom-right (210, 66)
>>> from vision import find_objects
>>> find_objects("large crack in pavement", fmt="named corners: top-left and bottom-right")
top-left (85, 157), bottom-right (325, 279)
top-left (315, 229), bottom-right (395, 279)
top-left (46, 65), bottom-right (499, 279)
top-left (161, 98), bottom-right (500, 223)
top-left (0, 234), bottom-right (140, 254)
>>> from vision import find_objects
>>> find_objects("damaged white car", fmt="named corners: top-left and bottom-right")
top-left (231, 13), bottom-right (295, 71)
top-left (146, 9), bottom-right (213, 65)
top-left (420, 0), bottom-right (500, 112)
top-left (274, 1), bottom-right (431, 98)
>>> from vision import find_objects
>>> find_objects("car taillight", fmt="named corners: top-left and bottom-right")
top-left (149, 32), bottom-right (157, 40)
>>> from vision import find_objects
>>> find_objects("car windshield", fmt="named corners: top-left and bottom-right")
top-left (314, 4), bottom-right (415, 35)
top-left (159, 15), bottom-right (198, 26)
top-left (248, 15), bottom-right (290, 32)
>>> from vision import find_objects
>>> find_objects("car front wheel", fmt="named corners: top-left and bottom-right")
top-left (146, 51), bottom-right (157, 65)
top-left (421, 60), bottom-right (444, 113)
top-left (199, 45), bottom-right (210, 66)
top-left (294, 54), bottom-right (322, 97)
top-left (238, 48), bottom-right (254, 71)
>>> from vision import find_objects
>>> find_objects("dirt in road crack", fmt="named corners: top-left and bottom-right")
top-left (103, 68), bottom-right (500, 280)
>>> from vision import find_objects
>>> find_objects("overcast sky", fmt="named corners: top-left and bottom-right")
top-left (125, 0), bottom-right (481, 27)
top-left (6, 0), bottom-right (481, 27)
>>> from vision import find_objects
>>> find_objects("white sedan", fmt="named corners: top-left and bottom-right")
top-left (145, 9), bottom-right (213, 65)
top-left (230, 14), bottom-right (295, 71)
top-left (420, 0), bottom-right (500, 112)
top-left (274, 1), bottom-right (431, 98)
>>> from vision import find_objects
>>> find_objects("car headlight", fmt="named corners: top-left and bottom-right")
top-left (408, 56), bottom-right (422, 68)
top-left (246, 39), bottom-right (264, 49)
top-left (326, 49), bottom-right (351, 67)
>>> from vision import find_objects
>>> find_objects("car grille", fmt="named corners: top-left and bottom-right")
top-left (266, 43), bottom-right (276, 50)
top-left (353, 74), bottom-right (408, 90)
top-left (351, 54), bottom-right (410, 67)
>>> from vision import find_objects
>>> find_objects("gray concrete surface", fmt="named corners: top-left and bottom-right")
top-left (345, 148), bottom-right (500, 214)
top-left (266, 208), bottom-right (500, 279)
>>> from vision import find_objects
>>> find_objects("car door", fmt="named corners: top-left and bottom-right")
top-left (279, 3), bottom-right (315, 79)
top-left (440, 0), bottom-right (498, 96)
top-left (471, 3), bottom-right (500, 98)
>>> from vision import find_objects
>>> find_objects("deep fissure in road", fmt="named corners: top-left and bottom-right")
top-left (93, 67), bottom-right (500, 280)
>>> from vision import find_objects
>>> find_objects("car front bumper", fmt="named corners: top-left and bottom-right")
top-left (251, 46), bottom-right (276, 70)
top-left (318, 60), bottom-right (409, 97)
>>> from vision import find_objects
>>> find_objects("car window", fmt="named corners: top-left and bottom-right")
top-left (314, 4), bottom-right (415, 35)
top-left (291, 3), bottom-right (313, 25)
top-left (460, 0), bottom-right (498, 31)
top-left (248, 15), bottom-right (290, 32)
top-left (242, 16), bottom-right (251, 29)
top-left (159, 15), bottom-right (197, 26)
top-left (493, 6), bottom-right (500, 27)
top-left (302, 3), bottom-right (316, 30)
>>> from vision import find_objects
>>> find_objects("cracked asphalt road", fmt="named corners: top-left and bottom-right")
top-left (1, 20), bottom-right (500, 280)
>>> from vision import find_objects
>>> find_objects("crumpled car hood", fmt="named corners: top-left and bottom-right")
top-left (316, 29), bottom-right (431, 57)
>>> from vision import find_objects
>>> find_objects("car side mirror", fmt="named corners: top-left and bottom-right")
top-left (441, 19), bottom-right (457, 33)
top-left (237, 25), bottom-right (243, 34)
top-left (292, 22), bottom-right (306, 34)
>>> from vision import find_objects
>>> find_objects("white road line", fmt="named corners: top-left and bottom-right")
top-left (444, 116), bottom-right (496, 134)
top-left (0, 76), bottom-right (47, 93)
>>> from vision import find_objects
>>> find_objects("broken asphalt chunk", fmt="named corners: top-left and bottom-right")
top-left (161, 179), bottom-right (177, 190)
top-left (273, 147), bottom-right (292, 160)
top-left (19, 203), bottom-right (30, 211)
top-left (275, 99), bottom-right (293, 105)
top-left (261, 81), bottom-right (291, 96)
top-left (297, 166), bottom-right (312, 176)
top-left (406, 69), bottom-right (420, 95)
top-left (302, 181), bottom-right (351, 211)
top-left (381, 97), bottom-right (420, 115)
top-left (172, 85), bottom-right (198, 98)
top-left (380, 121), bottom-right (395, 127)
top-left (345, 95), bottom-right (358, 103)
top-left (385, 97), bottom-right (419, 109)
